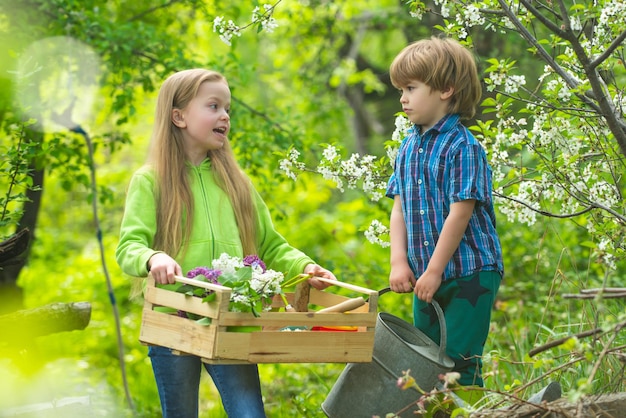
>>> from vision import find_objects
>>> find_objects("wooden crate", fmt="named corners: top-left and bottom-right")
top-left (140, 276), bottom-right (379, 364)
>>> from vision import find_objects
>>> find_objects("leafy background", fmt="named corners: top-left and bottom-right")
top-left (0, 0), bottom-right (624, 417)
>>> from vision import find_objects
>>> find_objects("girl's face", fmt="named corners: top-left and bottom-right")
top-left (174, 80), bottom-right (231, 165)
top-left (398, 79), bottom-right (453, 132)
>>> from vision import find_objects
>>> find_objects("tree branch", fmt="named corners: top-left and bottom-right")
top-left (589, 29), bottom-right (626, 69)
top-left (500, 0), bottom-right (588, 93)
top-left (520, 0), bottom-right (567, 36)
top-left (505, 0), bottom-right (626, 156)
top-left (127, 0), bottom-right (184, 22)
top-left (493, 190), bottom-right (595, 218)
top-left (495, 189), bottom-right (626, 224)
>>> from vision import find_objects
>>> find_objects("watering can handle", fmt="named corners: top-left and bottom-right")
top-left (378, 289), bottom-right (448, 365)
top-left (430, 300), bottom-right (448, 365)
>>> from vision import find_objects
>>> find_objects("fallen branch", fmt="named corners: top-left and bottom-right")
top-left (472, 392), bottom-right (626, 417)
top-left (563, 288), bottom-right (626, 299)
top-left (0, 302), bottom-right (91, 344)
top-left (529, 319), bottom-right (626, 357)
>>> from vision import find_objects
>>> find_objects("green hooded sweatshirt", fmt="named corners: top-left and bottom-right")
top-left (115, 159), bottom-right (315, 279)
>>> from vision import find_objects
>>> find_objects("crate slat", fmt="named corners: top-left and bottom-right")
top-left (214, 331), bottom-right (375, 363)
top-left (144, 285), bottom-right (229, 319)
top-left (140, 309), bottom-right (219, 359)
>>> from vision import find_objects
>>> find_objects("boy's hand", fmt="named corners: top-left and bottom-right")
top-left (389, 263), bottom-right (415, 293)
top-left (413, 270), bottom-right (442, 303)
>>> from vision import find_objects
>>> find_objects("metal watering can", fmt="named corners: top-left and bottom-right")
top-left (322, 298), bottom-right (455, 418)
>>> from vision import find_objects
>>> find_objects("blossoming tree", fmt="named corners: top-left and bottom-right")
top-left (268, 0), bottom-right (626, 277)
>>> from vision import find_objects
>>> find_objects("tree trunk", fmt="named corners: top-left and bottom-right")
top-left (0, 127), bottom-right (45, 314)
top-left (0, 228), bottom-right (32, 314)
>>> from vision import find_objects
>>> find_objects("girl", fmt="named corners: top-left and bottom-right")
top-left (116, 69), bottom-right (336, 418)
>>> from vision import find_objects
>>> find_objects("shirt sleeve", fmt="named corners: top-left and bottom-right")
top-left (448, 142), bottom-right (491, 205)
top-left (115, 168), bottom-right (162, 278)
top-left (252, 188), bottom-right (315, 279)
top-left (386, 172), bottom-right (398, 199)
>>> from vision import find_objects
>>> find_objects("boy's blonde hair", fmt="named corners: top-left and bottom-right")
top-left (389, 37), bottom-right (482, 119)
top-left (148, 69), bottom-right (257, 258)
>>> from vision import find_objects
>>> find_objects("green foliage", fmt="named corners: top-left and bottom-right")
top-left (0, 118), bottom-right (41, 237)
top-left (1, 0), bottom-right (625, 416)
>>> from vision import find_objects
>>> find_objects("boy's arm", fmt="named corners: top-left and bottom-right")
top-left (414, 199), bottom-right (475, 302)
top-left (389, 196), bottom-right (415, 293)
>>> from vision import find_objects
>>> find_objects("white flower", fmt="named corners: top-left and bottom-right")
top-left (364, 220), bottom-right (391, 248)
top-left (213, 18), bottom-right (241, 46)
top-left (393, 114), bottom-right (412, 142)
top-left (279, 158), bottom-right (297, 181)
top-left (212, 253), bottom-right (242, 275)
top-left (252, 4), bottom-right (279, 33)
top-left (322, 145), bottom-right (338, 161)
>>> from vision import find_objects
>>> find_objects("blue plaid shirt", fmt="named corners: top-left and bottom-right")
top-left (386, 114), bottom-right (504, 281)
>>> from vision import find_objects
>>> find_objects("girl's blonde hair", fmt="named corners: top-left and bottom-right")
top-left (389, 37), bottom-right (482, 119)
top-left (148, 69), bottom-right (257, 258)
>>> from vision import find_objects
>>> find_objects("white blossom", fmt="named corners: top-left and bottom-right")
top-left (435, 0), bottom-right (451, 18)
top-left (364, 220), bottom-right (390, 248)
top-left (410, 9), bottom-right (424, 19)
top-left (279, 148), bottom-right (304, 181)
top-left (212, 253), bottom-right (243, 275)
top-left (252, 4), bottom-right (279, 33)
top-left (456, 4), bottom-right (484, 27)
top-left (279, 158), bottom-right (297, 181)
top-left (569, 16), bottom-right (583, 31)
top-left (322, 145), bottom-right (338, 161)
top-left (393, 115), bottom-right (412, 142)
top-left (250, 269), bottom-right (284, 298)
top-left (504, 74), bottom-right (526, 94)
top-left (213, 17), bottom-right (242, 46)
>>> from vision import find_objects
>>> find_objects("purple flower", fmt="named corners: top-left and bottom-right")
top-left (186, 266), bottom-right (222, 284)
top-left (243, 255), bottom-right (266, 272)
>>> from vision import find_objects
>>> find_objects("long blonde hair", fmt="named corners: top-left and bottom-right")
top-left (148, 69), bottom-right (257, 258)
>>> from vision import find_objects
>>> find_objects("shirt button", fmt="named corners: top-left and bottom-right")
top-left (418, 148), bottom-right (423, 153)
top-left (424, 241), bottom-right (429, 246)
top-left (417, 179), bottom-right (422, 184)
top-left (420, 210), bottom-right (425, 215)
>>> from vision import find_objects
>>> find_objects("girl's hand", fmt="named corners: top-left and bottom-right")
top-left (148, 252), bottom-right (182, 285)
top-left (413, 270), bottom-right (442, 303)
top-left (303, 264), bottom-right (337, 290)
top-left (389, 262), bottom-right (416, 293)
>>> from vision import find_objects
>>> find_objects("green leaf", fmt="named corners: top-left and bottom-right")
top-left (195, 317), bottom-right (212, 326)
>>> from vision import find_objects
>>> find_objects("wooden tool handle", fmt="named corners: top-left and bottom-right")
top-left (316, 297), bottom-right (366, 313)
top-left (313, 276), bottom-right (378, 297)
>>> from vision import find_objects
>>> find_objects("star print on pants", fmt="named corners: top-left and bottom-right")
top-left (456, 273), bottom-right (490, 307)
top-left (420, 305), bottom-right (439, 327)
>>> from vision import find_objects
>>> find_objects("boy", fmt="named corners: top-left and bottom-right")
top-left (386, 37), bottom-right (504, 392)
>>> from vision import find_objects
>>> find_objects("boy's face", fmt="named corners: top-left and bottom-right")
top-left (398, 79), bottom-right (453, 131)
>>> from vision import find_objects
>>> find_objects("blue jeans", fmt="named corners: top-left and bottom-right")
top-left (148, 346), bottom-right (266, 418)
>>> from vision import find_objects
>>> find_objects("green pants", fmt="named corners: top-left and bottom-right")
top-left (413, 271), bottom-right (501, 387)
